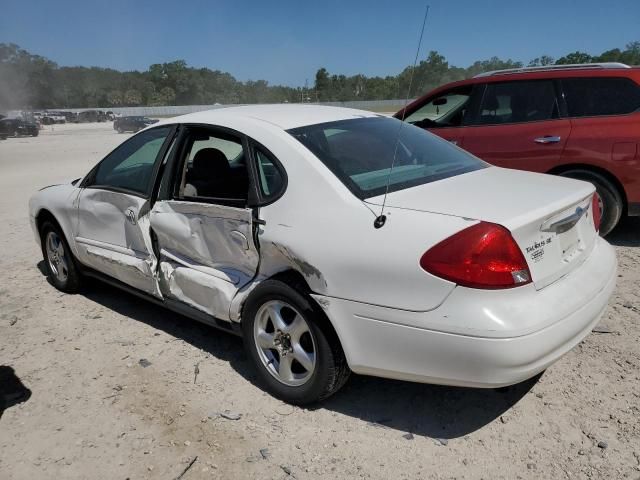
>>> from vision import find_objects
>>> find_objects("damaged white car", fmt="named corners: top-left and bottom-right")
top-left (29, 105), bottom-right (617, 404)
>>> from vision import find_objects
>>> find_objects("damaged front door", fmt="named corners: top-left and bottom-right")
top-left (75, 126), bottom-right (175, 296)
top-left (149, 126), bottom-right (259, 321)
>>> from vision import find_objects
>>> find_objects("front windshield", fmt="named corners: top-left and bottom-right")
top-left (403, 86), bottom-right (472, 128)
top-left (405, 94), bottom-right (469, 124)
top-left (288, 116), bottom-right (486, 199)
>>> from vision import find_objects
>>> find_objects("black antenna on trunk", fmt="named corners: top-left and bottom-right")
top-left (374, 4), bottom-right (430, 229)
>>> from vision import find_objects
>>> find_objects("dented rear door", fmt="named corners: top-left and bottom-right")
top-left (149, 200), bottom-right (258, 320)
top-left (148, 124), bottom-right (260, 321)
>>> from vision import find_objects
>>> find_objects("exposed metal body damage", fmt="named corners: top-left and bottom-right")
top-left (150, 200), bottom-right (258, 320)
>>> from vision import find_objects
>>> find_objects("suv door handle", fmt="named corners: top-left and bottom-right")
top-left (534, 135), bottom-right (561, 144)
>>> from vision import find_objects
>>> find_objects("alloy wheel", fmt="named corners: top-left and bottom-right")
top-left (46, 231), bottom-right (69, 283)
top-left (253, 300), bottom-right (317, 387)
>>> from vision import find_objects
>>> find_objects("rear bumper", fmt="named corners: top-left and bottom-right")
top-left (314, 237), bottom-right (617, 387)
top-left (628, 202), bottom-right (640, 217)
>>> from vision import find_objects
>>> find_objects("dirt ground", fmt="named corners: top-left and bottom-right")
top-left (0, 122), bottom-right (638, 480)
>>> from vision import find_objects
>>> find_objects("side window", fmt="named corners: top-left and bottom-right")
top-left (177, 129), bottom-right (248, 203)
top-left (404, 86), bottom-right (473, 128)
top-left (255, 149), bottom-right (284, 199)
top-left (475, 81), bottom-right (559, 125)
top-left (562, 77), bottom-right (640, 117)
top-left (92, 126), bottom-right (171, 195)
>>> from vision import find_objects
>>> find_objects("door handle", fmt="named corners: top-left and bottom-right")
top-left (534, 135), bottom-right (561, 144)
top-left (230, 230), bottom-right (249, 250)
top-left (124, 208), bottom-right (137, 225)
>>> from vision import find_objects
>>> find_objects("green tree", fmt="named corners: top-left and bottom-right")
top-left (150, 87), bottom-right (175, 106)
top-left (124, 89), bottom-right (142, 106)
top-left (1, 41), bottom-right (638, 111)
top-left (528, 55), bottom-right (555, 67)
top-left (555, 51), bottom-right (593, 64)
top-left (314, 68), bottom-right (330, 101)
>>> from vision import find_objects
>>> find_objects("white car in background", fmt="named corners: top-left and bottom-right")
top-left (29, 105), bottom-right (616, 404)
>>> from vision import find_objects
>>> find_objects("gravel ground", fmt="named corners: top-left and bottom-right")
top-left (0, 122), bottom-right (638, 480)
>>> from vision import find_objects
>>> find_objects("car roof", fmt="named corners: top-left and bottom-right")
top-left (472, 62), bottom-right (633, 79)
top-left (396, 63), bottom-right (640, 118)
top-left (162, 104), bottom-right (381, 130)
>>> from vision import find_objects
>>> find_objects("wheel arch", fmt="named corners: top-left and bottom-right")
top-left (234, 268), bottom-right (346, 357)
top-left (35, 208), bottom-right (62, 235)
top-left (35, 208), bottom-right (78, 256)
top-left (547, 163), bottom-right (628, 214)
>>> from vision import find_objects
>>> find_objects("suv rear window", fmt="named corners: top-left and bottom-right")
top-left (288, 117), bottom-right (486, 199)
top-left (562, 77), bottom-right (640, 117)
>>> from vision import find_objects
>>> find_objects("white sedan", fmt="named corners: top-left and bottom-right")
top-left (29, 105), bottom-right (617, 404)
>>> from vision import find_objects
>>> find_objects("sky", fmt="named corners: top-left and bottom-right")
top-left (1, 0), bottom-right (639, 86)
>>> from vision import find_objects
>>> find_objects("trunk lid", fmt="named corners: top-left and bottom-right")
top-left (366, 167), bottom-right (598, 290)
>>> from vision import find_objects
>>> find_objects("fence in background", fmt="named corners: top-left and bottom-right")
top-left (53, 99), bottom-right (411, 117)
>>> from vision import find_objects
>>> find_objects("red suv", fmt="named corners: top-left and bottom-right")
top-left (396, 63), bottom-right (640, 235)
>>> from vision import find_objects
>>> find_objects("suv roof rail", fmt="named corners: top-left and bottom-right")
top-left (473, 62), bottom-right (631, 78)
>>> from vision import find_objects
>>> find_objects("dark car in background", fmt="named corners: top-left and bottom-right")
top-left (114, 116), bottom-right (158, 133)
top-left (74, 110), bottom-right (108, 123)
top-left (396, 62), bottom-right (640, 235)
top-left (0, 118), bottom-right (39, 138)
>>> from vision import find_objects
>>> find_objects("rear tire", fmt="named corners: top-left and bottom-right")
top-left (40, 220), bottom-right (82, 293)
top-left (559, 170), bottom-right (623, 236)
top-left (241, 279), bottom-right (350, 405)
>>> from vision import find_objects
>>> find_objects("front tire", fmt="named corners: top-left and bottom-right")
top-left (242, 279), bottom-right (350, 405)
top-left (559, 170), bottom-right (623, 236)
top-left (40, 221), bottom-right (81, 293)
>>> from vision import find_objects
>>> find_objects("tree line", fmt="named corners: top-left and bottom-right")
top-left (0, 41), bottom-right (638, 110)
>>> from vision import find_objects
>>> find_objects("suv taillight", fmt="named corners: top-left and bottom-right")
top-left (591, 193), bottom-right (602, 232)
top-left (420, 222), bottom-right (532, 289)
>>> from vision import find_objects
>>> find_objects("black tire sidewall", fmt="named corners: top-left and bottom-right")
top-left (40, 221), bottom-right (81, 293)
top-left (560, 171), bottom-right (622, 236)
top-left (241, 280), bottom-right (341, 405)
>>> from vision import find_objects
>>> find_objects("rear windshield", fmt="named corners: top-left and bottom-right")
top-left (288, 116), bottom-right (486, 199)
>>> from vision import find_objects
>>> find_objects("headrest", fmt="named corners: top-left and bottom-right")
top-left (192, 148), bottom-right (230, 176)
top-left (483, 93), bottom-right (499, 111)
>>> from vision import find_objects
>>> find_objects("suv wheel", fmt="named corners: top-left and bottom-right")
top-left (242, 279), bottom-right (350, 405)
top-left (560, 170), bottom-right (623, 236)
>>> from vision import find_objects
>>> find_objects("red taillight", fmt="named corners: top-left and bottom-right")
top-left (420, 222), bottom-right (532, 289)
top-left (591, 193), bottom-right (602, 232)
